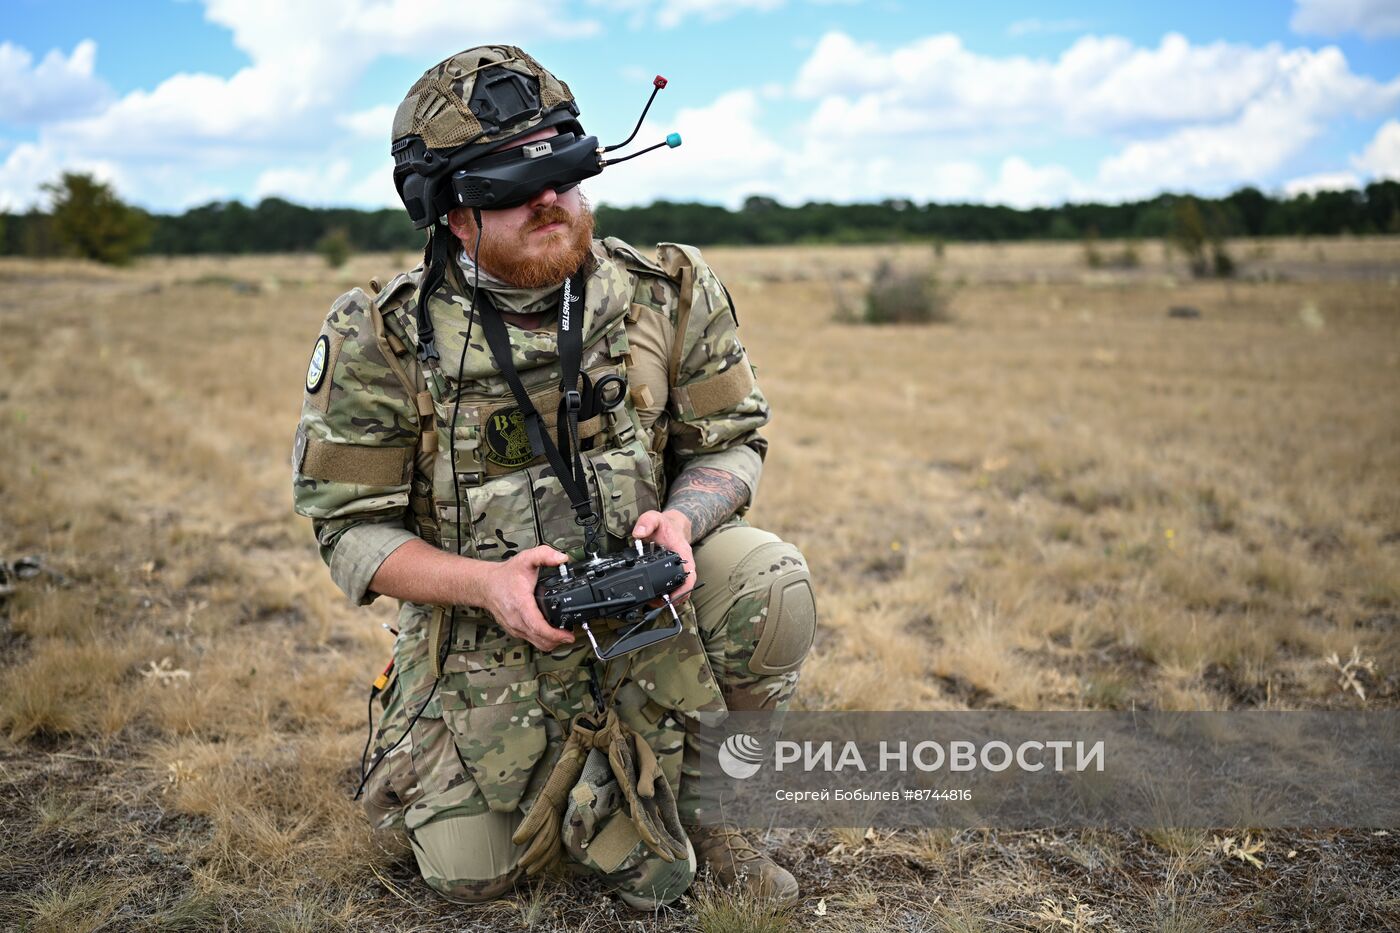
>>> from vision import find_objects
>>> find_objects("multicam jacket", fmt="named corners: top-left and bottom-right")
top-left (291, 236), bottom-right (769, 814)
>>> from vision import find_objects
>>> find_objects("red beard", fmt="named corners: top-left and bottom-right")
top-left (475, 199), bottom-right (596, 288)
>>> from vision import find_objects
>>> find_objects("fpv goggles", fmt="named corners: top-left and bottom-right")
top-left (393, 71), bottom-right (680, 229)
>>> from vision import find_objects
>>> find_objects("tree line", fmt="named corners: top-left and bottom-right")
top-left (3, 173), bottom-right (1399, 265)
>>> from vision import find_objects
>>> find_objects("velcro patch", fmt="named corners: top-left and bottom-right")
top-left (299, 437), bottom-right (413, 486)
top-left (670, 359), bottom-right (754, 420)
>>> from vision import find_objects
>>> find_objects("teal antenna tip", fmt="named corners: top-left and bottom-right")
top-left (666, 133), bottom-right (682, 148)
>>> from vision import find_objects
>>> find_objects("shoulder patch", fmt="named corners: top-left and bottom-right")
top-left (306, 334), bottom-right (330, 392)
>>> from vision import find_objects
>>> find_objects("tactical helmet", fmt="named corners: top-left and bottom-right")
top-left (389, 46), bottom-right (680, 364)
top-left (391, 45), bottom-right (592, 227)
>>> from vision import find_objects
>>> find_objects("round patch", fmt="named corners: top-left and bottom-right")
top-left (482, 407), bottom-right (536, 467)
top-left (306, 335), bottom-right (329, 393)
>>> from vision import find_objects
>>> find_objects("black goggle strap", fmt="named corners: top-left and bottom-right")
top-left (415, 224), bottom-right (457, 365)
top-left (476, 269), bottom-right (600, 550)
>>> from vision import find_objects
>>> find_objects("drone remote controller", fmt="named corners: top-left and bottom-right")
top-left (534, 540), bottom-right (689, 660)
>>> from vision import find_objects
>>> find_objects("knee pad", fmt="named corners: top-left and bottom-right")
top-left (736, 540), bottom-right (817, 676)
top-left (695, 527), bottom-right (817, 677)
top-left (410, 808), bottom-right (525, 904)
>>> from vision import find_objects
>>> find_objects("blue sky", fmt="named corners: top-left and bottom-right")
top-left (3, 0), bottom-right (1399, 213)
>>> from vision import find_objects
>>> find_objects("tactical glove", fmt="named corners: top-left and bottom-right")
top-left (511, 713), bottom-right (599, 874)
top-left (511, 709), bottom-right (689, 872)
top-left (600, 712), bottom-right (689, 863)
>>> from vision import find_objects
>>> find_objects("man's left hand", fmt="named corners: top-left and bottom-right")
top-left (631, 509), bottom-right (696, 604)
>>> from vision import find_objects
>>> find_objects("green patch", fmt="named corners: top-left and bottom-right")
top-left (482, 408), bottom-right (535, 467)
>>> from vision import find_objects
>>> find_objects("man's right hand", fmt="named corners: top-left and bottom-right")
top-left (480, 546), bottom-right (575, 652)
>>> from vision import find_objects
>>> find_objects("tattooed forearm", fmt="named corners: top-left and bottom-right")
top-left (665, 466), bottom-right (750, 543)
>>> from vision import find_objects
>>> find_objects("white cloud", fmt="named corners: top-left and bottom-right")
top-left (347, 160), bottom-right (402, 209)
top-left (1354, 118), bottom-right (1400, 179)
top-left (1095, 46), bottom-right (1400, 197)
top-left (5, 1), bottom-right (598, 210)
top-left (10, 8), bottom-right (1398, 216)
top-left (253, 159), bottom-right (355, 205)
top-left (51, 1), bottom-right (598, 158)
top-left (793, 30), bottom-right (1400, 202)
top-left (986, 157), bottom-right (1085, 207)
top-left (1291, 0), bottom-right (1400, 38)
top-left (582, 84), bottom-right (991, 208)
top-left (781, 143), bottom-right (987, 204)
top-left (585, 89), bottom-right (787, 207)
top-left (1282, 171), bottom-right (1363, 196)
top-left (253, 156), bottom-right (399, 210)
top-left (0, 139), bottom-right (125, 212)
top-left (1060, 33), bottom-right (1287, 130)
top-left (796, 31), bottom-right (1347, 139)
top-left (338, 105), bottom-right (397, 141)
top-left (0, 40), bottom-right (112, 124)
top-left (200, 0), bottom-right (597, 65)
top-left (590, 28), bottom-right (1400, 209)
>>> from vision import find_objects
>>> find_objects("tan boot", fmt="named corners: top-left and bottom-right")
top-left (686, 825), bottom-right (799, 905)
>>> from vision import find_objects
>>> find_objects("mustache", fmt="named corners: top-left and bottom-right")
top-left (526, 205), bottom-right (575, 232)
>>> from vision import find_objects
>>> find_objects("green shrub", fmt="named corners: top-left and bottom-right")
top-left (1084, 228), bottom-right (1141, 270)
top-left (1168, 197), bottom-right (1235, 278)
top-left (1082, 229), bottom-right (1103, 268)
top-left (861, 259), bottom-right (952, 325)
top-left (42, 172), bottom-right (151, 265)
top-left (1211, 242), bottom-right (1235, 277)
top-left (316, 228), bottom-right (352, 269)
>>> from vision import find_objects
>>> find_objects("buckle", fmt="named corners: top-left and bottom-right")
top-left (563, 389), bottom-right (582, 414)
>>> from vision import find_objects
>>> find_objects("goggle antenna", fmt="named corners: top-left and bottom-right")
top-left (600, 133), bottom-right (681, 167)
top-left (603, 75), bottom-right (668, 153)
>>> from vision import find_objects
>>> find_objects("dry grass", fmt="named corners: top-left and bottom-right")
top-left (1, 237), bottom-right (1397, 930)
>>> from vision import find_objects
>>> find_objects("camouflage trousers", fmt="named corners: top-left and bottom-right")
top-left (362, 522), bottom-right (815, 910)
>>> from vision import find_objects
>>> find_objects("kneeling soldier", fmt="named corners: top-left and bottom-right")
top-left (292, 45), bottom-right (817, 911)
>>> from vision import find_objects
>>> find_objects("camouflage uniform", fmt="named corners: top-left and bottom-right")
top-left (293, 177), bottom-right (814, 912)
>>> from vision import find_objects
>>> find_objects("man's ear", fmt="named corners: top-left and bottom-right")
top-left (445, 207), bottom-right (473, 240)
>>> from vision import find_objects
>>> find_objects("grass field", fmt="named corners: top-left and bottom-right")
top-left (1, 236), bottom-right (1397, 931)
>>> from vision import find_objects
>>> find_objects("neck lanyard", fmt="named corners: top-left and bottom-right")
top-left (476, 268), bottom-right (602, 552)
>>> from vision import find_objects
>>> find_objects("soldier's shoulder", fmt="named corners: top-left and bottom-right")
top-left (600, 236), bottom-right (720, 281)
top-left (598, 237), bottom-right (679, 317)
top-left (321, 264), bottom-right (423, 334)
top-left (369, 264), bottom-right (426, 311)
top-left (600, 236), bottom-right (671, 279)
top-left (653, 241), bottom-right (717, 278)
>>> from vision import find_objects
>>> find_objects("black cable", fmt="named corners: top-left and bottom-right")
top-left (354, 216), bottom-right (484, 800)
top-left (449, 209), bottom-right (484, 565)
top-left (358, 688), bottom-right (376, 781)
top-left (600, 139), bottom-right (670, 167)
top-left (354, 678), bottom-right (440, 799)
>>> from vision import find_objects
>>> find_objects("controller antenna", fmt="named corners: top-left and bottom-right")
top-left (604, 75), bottom-right (668, 153)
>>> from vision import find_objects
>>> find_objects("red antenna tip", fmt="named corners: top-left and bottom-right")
top-left (653, 75), bottom-right (668, 89)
